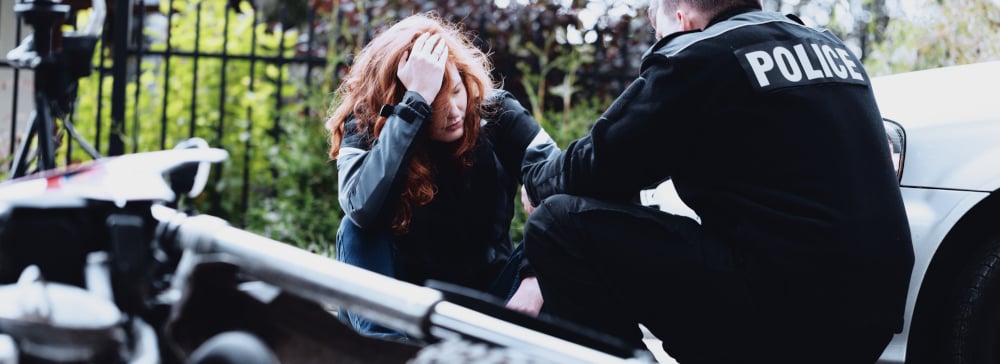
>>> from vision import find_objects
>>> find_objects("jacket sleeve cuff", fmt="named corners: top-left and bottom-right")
top-left (390, 91), bottom-right (432, 123)
top-left (517, 256), bottom-right (536, 279)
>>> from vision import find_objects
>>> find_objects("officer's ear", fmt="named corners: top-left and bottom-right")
top-left (676, 5), bottom-right (708, 31)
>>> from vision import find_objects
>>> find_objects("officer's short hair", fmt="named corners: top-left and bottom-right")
top-left (661, 0), bottom-right (762, 16)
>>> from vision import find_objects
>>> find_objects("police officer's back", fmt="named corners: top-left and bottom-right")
top-left (521, 1), bottom-right (914, 363)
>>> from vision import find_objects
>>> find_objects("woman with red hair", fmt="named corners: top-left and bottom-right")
top-left (327, 14), bottom-right (558, 340)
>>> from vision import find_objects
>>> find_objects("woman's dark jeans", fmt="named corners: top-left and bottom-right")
top-left (336, 217), bottom-right (524, 341)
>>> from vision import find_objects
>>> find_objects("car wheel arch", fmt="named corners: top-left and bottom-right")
top-left (906, 190), bottom-right (1000, 363)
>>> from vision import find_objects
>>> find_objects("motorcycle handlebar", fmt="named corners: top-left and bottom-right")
top-left (151, 205), bottom-right (642, 363)
top-left (152, 205), bottom-right (441, 339)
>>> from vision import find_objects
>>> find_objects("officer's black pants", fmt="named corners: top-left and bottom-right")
top-left (523, 194), bottom-right (892, 364)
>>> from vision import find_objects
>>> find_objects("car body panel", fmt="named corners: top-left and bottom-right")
top-left (896, 121), bottom-right (1000, 191)
top-left (871, 61), bottom-right (999, 130)
top-left (871, 61), bottom-right (1000, 364)
top-left (871, 61), bottom-right (1000, 192)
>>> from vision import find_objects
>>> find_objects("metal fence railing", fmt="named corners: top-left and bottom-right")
top-left (0, 0), bottom-right (27, 162)
top-left (1, 0), bottom-right (327, 220)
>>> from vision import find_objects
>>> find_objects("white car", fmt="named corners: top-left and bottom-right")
top-left (873, 61), bottom-right (1000, 364)
top-left (649, 61), bottom-right (1000, 364)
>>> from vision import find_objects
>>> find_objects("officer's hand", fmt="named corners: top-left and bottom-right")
top-left (506, 277), bottom-right (543, 317)
top-left (397, 33), bottom-right (448, 103)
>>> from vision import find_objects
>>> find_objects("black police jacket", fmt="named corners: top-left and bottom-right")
top-left (337, 90), bottom-right (558, 289)
top-left (523, 8), bottom-right (914, 332)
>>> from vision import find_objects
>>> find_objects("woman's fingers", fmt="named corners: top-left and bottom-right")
top-left (414, 33), bottom-right (436, 60)
top-left (397, 33), bottom-right (448, 103)
top-left (430, 35), bottom-right (447, 61)
top-left (411, 33), bottom-right (443, 63)
top-left (413, 32), bottom-right (431, 54)
top-left (438, 45), bottom-right (449, 65)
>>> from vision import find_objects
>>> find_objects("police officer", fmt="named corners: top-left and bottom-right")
top-left (520, 0), bottom-right (914, 362)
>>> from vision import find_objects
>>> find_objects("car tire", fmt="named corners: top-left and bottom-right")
top-left (947, 235), bottom-right (1000, 364)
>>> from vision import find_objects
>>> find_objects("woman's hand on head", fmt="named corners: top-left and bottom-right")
top-left (397, 33), bottom-right (448, 103)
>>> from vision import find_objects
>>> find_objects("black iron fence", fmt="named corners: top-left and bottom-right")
top-left (1, 4), bottom-right (26, 163)
top-left (1, 0), bottom-right (328, 221)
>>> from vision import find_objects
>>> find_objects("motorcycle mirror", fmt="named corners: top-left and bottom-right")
top-left (168, 138), bottom-right (212, 199)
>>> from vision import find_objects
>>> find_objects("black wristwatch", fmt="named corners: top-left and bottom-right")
top-left (379, 91), bottom-right (432, 123)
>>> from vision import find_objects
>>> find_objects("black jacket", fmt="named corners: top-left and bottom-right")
top-left (337, 90), bottom-right (558, 289)
top-left (523, 9), bottom-right (914, 331)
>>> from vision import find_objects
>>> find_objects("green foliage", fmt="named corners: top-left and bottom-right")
top-left (864, 0), bottom-right (1000, 75)
top-left (71, 0), bottom-right (338, 248)
top-left (237, 1), bottom-right (369, 255)
top-left (244, 89), bottom-right (341, 255)
top-left (516, 33), bottom-right (597, 126)
top-left (516, 34), bottom-right (561, 124)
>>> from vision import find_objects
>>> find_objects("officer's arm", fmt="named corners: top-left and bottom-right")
top-left (336, 92), bottom-right (430, 228)
top-left (521, 61), bottom-right (687, 204)
top-left (486, 89), bottom-right (560, 184)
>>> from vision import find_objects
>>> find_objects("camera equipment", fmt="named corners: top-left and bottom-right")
top-left (6, 0), bottom-right (104, 179)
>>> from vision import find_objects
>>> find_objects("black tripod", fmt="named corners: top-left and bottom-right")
top-left (6, 0), bottom-right (104, 180)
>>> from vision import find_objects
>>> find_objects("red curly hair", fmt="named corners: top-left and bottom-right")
top-left (328, 14), bottom-right (495, 234)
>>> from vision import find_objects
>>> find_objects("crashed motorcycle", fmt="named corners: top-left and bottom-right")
top-left (0, 142), bottom-right (656, 363)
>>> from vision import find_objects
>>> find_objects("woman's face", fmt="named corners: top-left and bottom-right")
top-left (428, 64), bottom-right (468, 143)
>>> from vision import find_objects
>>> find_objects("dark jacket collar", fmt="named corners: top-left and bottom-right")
top-left (645, 6), bottom-right (762, 52)
top-left (706, 6), bottom-right (761, 28)
top-left (641, 8), bottom-right (789, 65)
